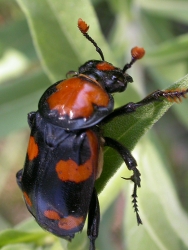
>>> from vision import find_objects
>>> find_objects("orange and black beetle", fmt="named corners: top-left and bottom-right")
top-left (16, 18), bottom-right (188, 250)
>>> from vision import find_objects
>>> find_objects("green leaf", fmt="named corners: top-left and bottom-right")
top-left (0, 243), bottom-right (34, 250)
top-left (96, 74), bottom-right (188, 193)
top-left (0, 18), bottom-right (37, 61)
top-left (0, 229), bottom-right (50, 247)
top-left (145, 34), bottom-right (188, 66)
top-left (138, 0), bottom-right (188, 23)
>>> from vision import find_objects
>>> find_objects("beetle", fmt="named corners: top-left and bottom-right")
top-left (16, 18), bottom-right (188, 250)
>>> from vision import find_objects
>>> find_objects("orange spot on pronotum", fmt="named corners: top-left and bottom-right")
top-left (78, 18), bottom-right (89, 33)
top-left (131, 47), bottom-right (145, 59)
top-left (96, 62), bottom-right (116, 71)
top-left (27, 136), bottom-right (39, 161)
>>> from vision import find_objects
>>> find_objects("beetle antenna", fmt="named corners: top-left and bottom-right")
top-left (78, 18), bottom-right (105, 61)
top-left (123, 47), bottom-right (145, 73)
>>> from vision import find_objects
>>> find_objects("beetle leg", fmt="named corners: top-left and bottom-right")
top-left (27, 112), bottom-right (36, 128)
top-left (87, 188), bottom-right (100, 250)
top-left (101, 88), bottom-right (188, 124)
top-left (104, 137), bottom-right (142, 225)
top-left (16, 169), bottom-right (23, 189)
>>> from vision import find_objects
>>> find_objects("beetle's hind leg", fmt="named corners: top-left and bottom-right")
top-left (87, 188), bottom-right (100, 250)
top-left (104, 137), bottom-right (142, 225)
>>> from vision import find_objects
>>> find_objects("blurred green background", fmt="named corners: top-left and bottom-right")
top-left (0, 0), bottom-right (188, 249)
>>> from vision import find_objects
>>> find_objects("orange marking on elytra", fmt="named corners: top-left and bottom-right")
top-left (23, 192), bottom-right (32, 207)
top-left (56, 159), bottom-right (92, 183)
top-left (44, 210), bottom-right (84, 230)
top-left (44, 210), bottom-right (61, 220)
top-left (56, 130), bottom-right (99, 183)
top-left (27, 136), bottom-right (39, 161)
top-left (58, 216), bottom-right (84, 230)
top-left (96, 62), bottom-right (115, 71)
top-left (47, 78), bottom-right (110, 119)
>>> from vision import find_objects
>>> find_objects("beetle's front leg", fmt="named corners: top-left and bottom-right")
top-left (101, 88), bottom-right (188, 124)
top-left (104, 137), bottom-right (142, 225)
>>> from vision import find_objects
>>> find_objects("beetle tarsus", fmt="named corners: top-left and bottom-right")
top-left (121, 167), bottom-right (142, 224)
top-left (132, 183), bottom-right (142, 225)
top-left (138, 88), bottom-right (188, 105)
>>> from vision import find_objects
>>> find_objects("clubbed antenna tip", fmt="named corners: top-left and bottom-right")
top-left (123, 46), bottom-right (145, 73)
